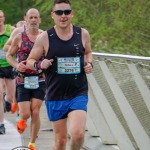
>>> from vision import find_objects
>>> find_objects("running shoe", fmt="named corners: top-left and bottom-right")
top-left (16, 114), bottom-right (28, 123)
top-left (11, 103), bottom-right (18, 113)
top-left (16, 119), bottom-right (27, 134)
top-left (0, 124), bottom-right (5, 134)
top-left (28, 144), bottom-right (35, 150)
top-left (4, 100), bottom-right (11, 112)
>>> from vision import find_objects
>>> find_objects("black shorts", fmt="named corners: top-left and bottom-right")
top-left (16, 82), bottom-right (46, 102)
top-left (0, 66), bottom-right (16, 79)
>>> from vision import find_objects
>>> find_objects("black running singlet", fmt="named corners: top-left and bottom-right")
top-left (45, 26), bottom-right (88, 100)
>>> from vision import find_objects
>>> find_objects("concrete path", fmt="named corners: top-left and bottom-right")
top-left (0, 120), bottom-right (22, 150)
top-left (1, 103), bottom-right (119, 150)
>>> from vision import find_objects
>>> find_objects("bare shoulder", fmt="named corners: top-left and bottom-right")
top-left (37, 31), bottom-right (48, 42)
top-left (11, 27), bottom-right (23, 38)
top-left (34, 31), bottom-right (49, 55)
top-left (39, 29), bottom-right (44, 34)
top-left (81, 28), bottom-right (90, 48)
top-left (12, 32), bottom-right (22, 43)
top-left (81, 28), bottom-right (90, 37)
top-left (14, 27), bottom-right (23, 32)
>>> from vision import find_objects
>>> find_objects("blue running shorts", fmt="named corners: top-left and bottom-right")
top-left (45, 95), bottom-right (88, 121)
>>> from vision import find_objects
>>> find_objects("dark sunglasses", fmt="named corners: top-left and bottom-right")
top-left (53, 9), bottom-right (72, 16)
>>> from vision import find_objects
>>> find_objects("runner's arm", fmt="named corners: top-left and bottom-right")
top-left (82, 28), bottom-right (93, 73)
top-left (3, 28), bottom-right (21, 52)
top-left (27, 31), bottom-right (53, 70)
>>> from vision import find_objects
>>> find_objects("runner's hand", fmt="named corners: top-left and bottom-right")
top-left (16, 60), bottom-right (27, 72)
top-left (40, 59), bottom-right (54, 69)
top-left (84, 62), bottom-right (93, 74)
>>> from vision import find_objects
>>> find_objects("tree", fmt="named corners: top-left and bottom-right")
top-left (1, 0), bottom-right (149, 56)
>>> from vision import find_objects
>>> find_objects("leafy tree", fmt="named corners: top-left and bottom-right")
top-left (0, 0), bottom-right (36, 25)
top-left (35, 0), bottom-right (150, 56)
top-left (0, 0), bottom-right (149, 56)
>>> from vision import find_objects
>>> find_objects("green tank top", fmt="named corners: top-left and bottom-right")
top-left (0, 24), bottom-right (12, 67)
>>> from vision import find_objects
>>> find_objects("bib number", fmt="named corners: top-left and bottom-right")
top-left (24, 76), bottom-right (39, 89)
top-left (57, 57), bottom-right (81, 74)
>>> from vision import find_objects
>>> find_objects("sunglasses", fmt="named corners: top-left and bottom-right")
top-left (53, 9), bottom-right (72, 16)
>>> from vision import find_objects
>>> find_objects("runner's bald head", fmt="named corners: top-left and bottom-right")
top-left (25, 8), bottom-right (40, 18)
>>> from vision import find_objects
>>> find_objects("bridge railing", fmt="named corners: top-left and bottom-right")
top-left (86, 52), bottom-right (150, 150)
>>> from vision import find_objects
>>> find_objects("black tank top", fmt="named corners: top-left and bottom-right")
top-left (45, 26), bottom-right (88, 100)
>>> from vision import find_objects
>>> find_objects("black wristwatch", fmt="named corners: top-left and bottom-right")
top-left (88, 62), bottom-right (93, 68)
top-left (34, 61), bottom-right (39, 70)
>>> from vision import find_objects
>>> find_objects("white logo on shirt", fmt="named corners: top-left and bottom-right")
top-left (74, 44), bottom-right (80, 46)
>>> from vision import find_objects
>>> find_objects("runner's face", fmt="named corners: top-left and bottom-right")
top-left (0, 12), bottom-right (5, 26)
top-left (51, 3), bottom-right (73, 28)
top-left (25, 10), bottom-right (40, 29)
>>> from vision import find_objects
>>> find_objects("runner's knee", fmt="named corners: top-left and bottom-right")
top-left (31, 108), bottom-right (40, 119)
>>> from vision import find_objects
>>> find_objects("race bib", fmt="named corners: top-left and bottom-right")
top-left (24, 76), bottom-right (39, 89)
top-left (57, 57), bottom-right (81, 74)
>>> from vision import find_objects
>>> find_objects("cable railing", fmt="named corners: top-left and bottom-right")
top-left (86, 52), bottom-right (150, 150)
top-left (92, 52), bottom-right (150, 62)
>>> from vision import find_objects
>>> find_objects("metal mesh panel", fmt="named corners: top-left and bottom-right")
top-left (92, 60), bottom-right (137, 148)
top-left (136, 63), bottom-right (150, 90)
top-left (106, 60), bottom-right (150, 138)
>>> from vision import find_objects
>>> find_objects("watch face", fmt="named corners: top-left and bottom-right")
top-left (34, 61), bottom-right (38, 70)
